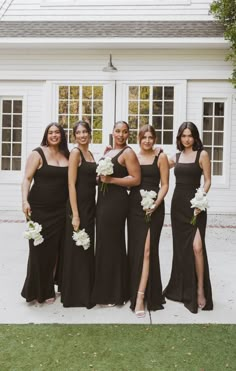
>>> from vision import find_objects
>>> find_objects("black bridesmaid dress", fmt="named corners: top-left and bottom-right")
top-left (128, 153), bottom-right (165, 312)
top-left (61, 148), bottom-right (96, 308)
top-left (92, 147), bottom-right (129, 305)
top-left (163, 150), bottom-right (213, 313)
top-left (21, 147), bottom-right (68, 303)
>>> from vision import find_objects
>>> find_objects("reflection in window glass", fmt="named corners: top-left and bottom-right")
top-left (128, 85), bottom-right (174, 145)
top-left (58, 85), bottom-right (104, 144)
top-left (202, 101), bottom-right (224, 176)
top-left (1, 98), bottom-right (23, 171)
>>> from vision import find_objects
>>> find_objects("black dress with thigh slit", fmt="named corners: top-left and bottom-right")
top-left (163, 150), bottom-right (213, 313)
top-left (91, 147), bottom-right (130, 305)
top-left (21, 147), bottom-right (68, 303)
top-left (128, 153), bottom-right (165, 311)
top-left (61, 148), bottom-right (96, 308)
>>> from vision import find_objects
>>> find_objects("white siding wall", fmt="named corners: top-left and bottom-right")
top-left (1, 0), bottom-right (214, 21)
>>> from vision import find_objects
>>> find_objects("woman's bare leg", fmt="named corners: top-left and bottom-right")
top-left (135, 230), bottom-right (150, 315)
top-left (193, 228), bottom-right (206, 308)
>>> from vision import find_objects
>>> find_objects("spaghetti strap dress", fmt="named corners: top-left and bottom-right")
top-left (61, 148), bottom-right (96, 308)
top-left (91, 147), bottom-right (129, 305)
top-left (163, 150), bottom-right (213, 313)
top-left (21, 147), bottom-right (68, 303)
top-left (128, 152), bottom-right (165, 311)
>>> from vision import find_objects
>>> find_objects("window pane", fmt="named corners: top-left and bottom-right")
top-left (1, 157), bottom-right (10, 170)
top-left (70, 101), bottom-right (79, 114)
top-left (164, 86), bottom-right (174, 100)
top-left (215, 102), bottom-right (224, 116)
top-left (12, 143), bottom-right (21, 156)
top-left (59, 101), bottom-right (68, 114)
top-left (70, 86), bottom-right (79, 99)
top-left (82, 86), bottom-right (92, 99)
top-left (153, 86), bottom-right (162, 100)
top-left (93, 101), bottom-right (103, 115)
top-left (13, 129), bottom-right (22, 142)
top-left (128, 116), bottom-right (138, 129)
top-left (129, 86), bottom-right (138, 100)
top-left (140, 116), bottom-right (149, 126)
top-left (214, 117), bottom-right (224, 131)
top-left (94, 86), bottom-right (103, 99)
top-left (93, 130), bottom-right (102, 144)
top-left (128, 101), bottom-right (138, 115)
top-left (140, 102), bottom-right (149, 115)
top-left (163, 116), bottom-right (173, 130)
top-left (2, 129), bottom-right (11, 141)
top-left (214, 132), bottom-right (223, 146)
top-left (213, 162), bottom-right (222, 176)
top-left (13, 100), bottom-right (22, 113)
top-left (203, 117), bottom-right (213, 131)
top-left (58, 115), bottom-right (68, 126)
top-left (13, 115), bottom-right (22, 128)
top-left (213, 147), bottom-right (223, 161)
top-left (2, 143), bottom-right (11, 156)
top-left (12, 158), bottom-right (21, 170)
top-left (205, 147), bottom-right (212, 159)
top-left (163, 131), bottom-right (173, 144)
top-left (93, 116), bottom-right (102, 129)
top-left (152, 116), bottom-right (162, 130)
top-left (69, 115), bottom-right (78, 128)
top-left (156, 131), bottom-right (162, 144)
top-left (203, 132), bottom-right (212, 145)
top-left (153, 102), bottom-right (162, 115)
top-left (140, 86), bottom-right (149, 100)
top-left (2, 100), bottom-right (12, 113)
top-left (82, 101), bottom-right (91, 115)
top-left (59, 86), bottom-right (69, 99)
top-left (129, 131), bottom-right (137, 144)
top-left (164, 101), bottom-right (173, 115)
top-left (2, 115), bottom-right (11, 128)
top-left (204, 102), bottom-right (213, 116)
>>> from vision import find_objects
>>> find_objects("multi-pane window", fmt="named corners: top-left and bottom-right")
top-left (0, 99), bottom-right (22, 171)
top-left (128, 85), bottom-right (174, 144)
top-left (58, 85), bottom-right (103, 144)
top-left (202, 101), bottom-right (224, 176)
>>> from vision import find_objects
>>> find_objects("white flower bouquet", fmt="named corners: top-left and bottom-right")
top-left (140, 189), bottom-right (157, 223)
top-left (96, 156), bottom-right (114, 194)
top-left (72, 228), bottom-right (90, 250)
top-left (23, 217), bottom-right (44, 246)
top-left (190, 187), bottom-right (209, 226)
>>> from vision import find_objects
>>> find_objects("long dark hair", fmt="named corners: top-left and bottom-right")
top-left (73, 120), bottom-right (92, 137)
top-left (176, 121), bottom-right (203, 151)
top-left (138, 124), bottom-right (156, 145)
top-left (41, 122), bottom-right (70, 159)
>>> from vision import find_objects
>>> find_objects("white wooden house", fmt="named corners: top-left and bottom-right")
top-left (0, 0), bottom-right (235, 213)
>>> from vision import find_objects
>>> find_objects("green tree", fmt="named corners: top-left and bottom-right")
top-left (210, 0), bottom-right (236, 87)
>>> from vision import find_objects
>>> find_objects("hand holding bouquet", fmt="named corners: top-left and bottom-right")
top-left (72, 228), bottom-right (90, 250)
top-left (96, 157), bottom-right (114, 194)
top-left (140, 189), bottom-right (157, 223)
top-left (190, 187), bottom-right (209, 226)
top-left (23, 217), bottom-right (44, 246)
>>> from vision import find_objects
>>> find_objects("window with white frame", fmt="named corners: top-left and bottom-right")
top-left (58, 85), bottom-right (103, 144)
top-left (127, 85), bottom-right (174, 145)
top-left (202, 100), bottom-right (224, 176)
top-left (0, 98), bottom-right (23, 171)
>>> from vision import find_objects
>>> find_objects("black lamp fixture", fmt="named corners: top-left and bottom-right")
top-left (102, 54), bottom-right (118, 72)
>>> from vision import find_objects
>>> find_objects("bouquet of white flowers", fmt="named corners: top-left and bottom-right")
top-left (140, 189), bottom-right (157, 223)
top-left (96, 156), bottom-right (114, 194)
top-left (23, 217), bottom-right (44, 246)
top-left (72, 228), bottom-right (90, 250)
top-left (190, 187), bottom-right (209, 226)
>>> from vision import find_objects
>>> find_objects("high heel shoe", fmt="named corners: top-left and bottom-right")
top-left (135, 291), bottom-right (146, 318)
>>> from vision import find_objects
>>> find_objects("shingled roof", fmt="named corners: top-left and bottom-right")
top-left (0, 21), bottom-right (224, 38)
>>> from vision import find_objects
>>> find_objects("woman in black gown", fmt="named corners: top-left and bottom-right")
top-left (61, 121), bottom-right (96, 308)
top-left (128, 125), bottom-right (169, 317)
top-left (92, 121), bottom-right (141, 306)
top-left (21, 123), bottom-right (69, 303)
top-left (164, 122), bottom-right (213, 313)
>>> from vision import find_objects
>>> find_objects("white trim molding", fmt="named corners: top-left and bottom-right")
top-left (41, 0), bottom-right (191, 7)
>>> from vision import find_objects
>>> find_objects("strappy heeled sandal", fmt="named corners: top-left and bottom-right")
top-left (135, 291), bottom-right (146, 318)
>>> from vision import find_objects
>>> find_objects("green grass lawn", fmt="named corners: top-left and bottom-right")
top-left (0, 324), bottom-right (235, 371)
